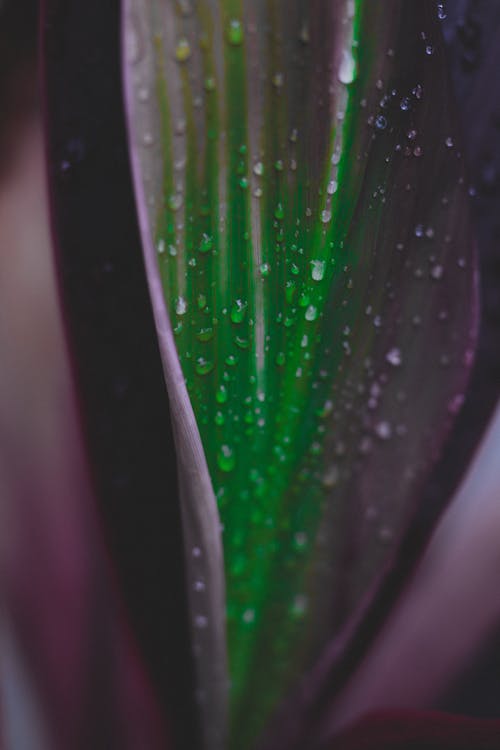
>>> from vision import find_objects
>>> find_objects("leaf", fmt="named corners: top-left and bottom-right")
top-left (41, 0), bottom-right (200, 746)
top-left (123, 1), bottom-right (477, 747)
top-left (325, 710), bottom-right (500, 750)
top-left (306, 401), bottom-right (500, 746)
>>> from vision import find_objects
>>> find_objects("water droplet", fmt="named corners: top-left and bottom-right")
top-left (204, 76), bottom-right (216, 92)
top-left (272, 72), bottom-right (284, 88)
top-left (234, 336), bottom-right (250, 349)
top-left (311, 259), bottom-right (326, 282)
top-left (176, 297), bottom-right (187, 315)
top-left (375, 114), bottom-right (387, 130)
top-left (199, 233), bottom-right (213, 254)
top-left (386, 347), bottom-right (402, 367)
top-left (195, 614), bottom-right (208, 629)
top-left (275, 351), bottom-right (286, 366)
top-left (227, 19), bottom-right (244, 46)
top-left (168, 193), bottom-right (183, 211)
top-left (448, 394), bottom-right (465, 415)
top-left (445, 136), bottom-right (454, 148)
top-left (218, 445), bottom-right (235, 472)
top-left (193, 580), bottom-right (205, 592)
top-left (175, 37), bottom-right (191, 62)
top-left (430, 264), bottom-right (444, 280)
top-left (375, 421), bottom-right (392, 440)
top-left (242, 608), bottom-right (255, 624)
top-left (338, 48), bottom-right (356, 85)
top-left (253, 161), bottom-right (265, 178)
top-left (195, 357), bottom-right (214, 376)
top-left (321, 209), bottom-right (332, 224)
top-left (231, 299), bottom-right (247, 323)
top-left (259, 262), bottom-right (270, 277)
top-left (197, 327), bottom-right (214, 343)
top-left (216, 385), bottom-right (228, 404)
top-left (126, 15), bottom-right (143, 64)
top-left (274, 202), bottom-right (284, 220)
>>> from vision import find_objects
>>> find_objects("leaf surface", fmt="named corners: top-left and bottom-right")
top-left (123, 2), bottom-right (478, 747)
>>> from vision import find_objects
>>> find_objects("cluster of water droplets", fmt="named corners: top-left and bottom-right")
top-left (126, 3), bottom-right (476, 747)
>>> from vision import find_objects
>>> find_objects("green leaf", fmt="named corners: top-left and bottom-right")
top-left (123, 2), bottom-right (477, 748)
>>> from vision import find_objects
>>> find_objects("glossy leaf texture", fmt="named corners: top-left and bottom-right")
top-left (123, 1), bottom-right (477, 748)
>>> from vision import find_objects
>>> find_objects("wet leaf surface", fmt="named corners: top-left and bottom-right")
top-left (124, 2), bottom-right (477, 747)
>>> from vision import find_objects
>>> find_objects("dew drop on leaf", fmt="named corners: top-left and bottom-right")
top-left (305, 305), bottom-right (318, 322)
top-left (176, 296), bottom-right (187, 315)
top-left (175, 37), bottom-right (191, 62)
top-left (231, 299), bottom-right (248, 323)
top-left (218, 445), bottom-right (236, 472)
top-left (259, 262), bottom-right (270, 277)
top-left (216, 385), bottom-right (229, 404)
top-left (168, 193), bottom-right (183, 211)
top-left (274, 203), bottom-right (284, 220)
top-left (227, 19), bottom-right (244, 46)
top-left (311, 259), bottom-right (326, 281)
top-left (253, 161), bottom-right (264, 177)
top-left (385, 347), bottom-right (402, 367)
top-left (242, 608), bottom-right (256, 625)
top-left (199, 233), bottom-right (213, 253)
top-left (338, 48), bottom-right (356, 85)
top-left (374, 421), bottom-right (392, 440)
top-left (196, 357), bottom-right (214, 376)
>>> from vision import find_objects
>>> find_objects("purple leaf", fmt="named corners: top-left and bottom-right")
top-left (325, 710), bottom-right (500, 750)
